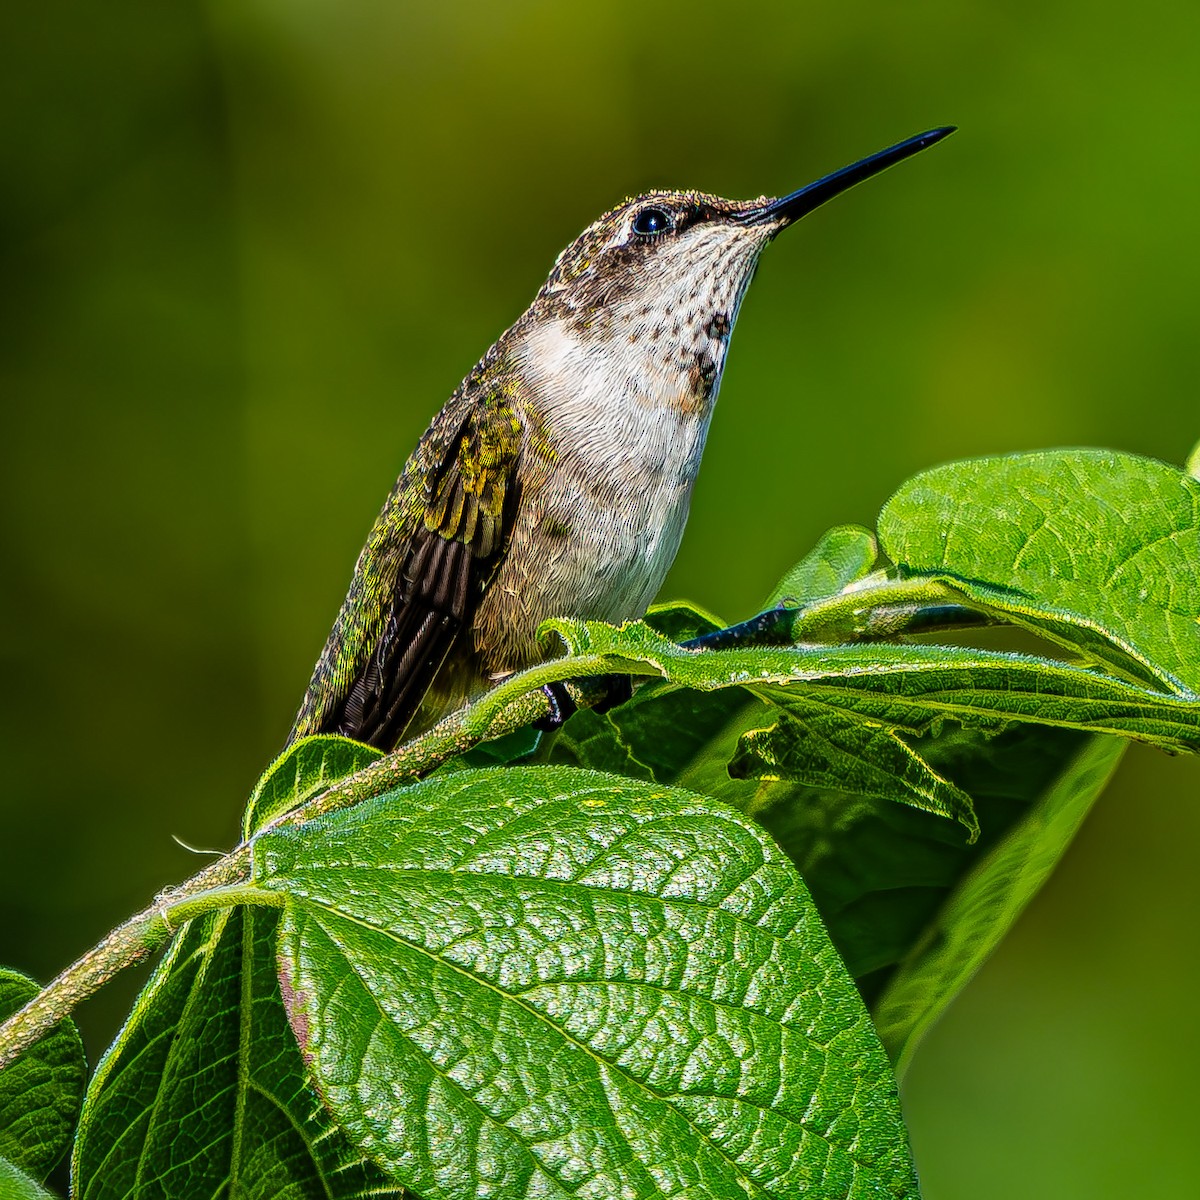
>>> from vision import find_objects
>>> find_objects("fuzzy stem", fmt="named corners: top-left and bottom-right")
top-left (0, 675), bottom-right (571, 1072)
top-left (0, 847), bottom-right (252, 1074)
top-left (0, 585), bottom-right (976, 1072)
top-left (267, 675), bottom-right (567, 827)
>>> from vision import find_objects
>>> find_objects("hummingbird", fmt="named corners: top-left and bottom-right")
top-left (288, 127), bottom-right (955, 751)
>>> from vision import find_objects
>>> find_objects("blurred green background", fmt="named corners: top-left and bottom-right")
top-left (3, 1), bottom-right (1199, 1195)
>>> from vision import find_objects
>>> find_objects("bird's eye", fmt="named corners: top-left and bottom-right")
top-left (632, 207), bottom-right (673, 237)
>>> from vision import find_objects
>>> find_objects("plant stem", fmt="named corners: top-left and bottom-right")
top-left (0, 585), bottom-right (985, 1071)
top-left (266, 679), bottom-right (563, 827)
top-left (0, 846), bottom-right (251, 1074)
top-left (0, 678), bottom-right (565, 1072)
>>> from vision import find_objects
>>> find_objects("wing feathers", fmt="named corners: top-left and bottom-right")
top-left (337, 535), bottom-right (472, 747)
top-left (321, 391), bottom-right (523, 748)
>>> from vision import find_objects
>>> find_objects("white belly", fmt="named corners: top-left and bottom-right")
top-left (474, 317), bottom-right (722, 669)
top-left (528, 450), bottom-right (697, 621)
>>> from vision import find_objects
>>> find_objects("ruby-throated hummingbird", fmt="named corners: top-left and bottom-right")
top-left (288, 127), bottom-right (955, 750)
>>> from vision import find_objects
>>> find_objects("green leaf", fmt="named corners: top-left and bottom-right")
top-left (729, 699), bottom-right (979, 839)
top-left (871, 734), bottom-right (1126, 1075)
top-left (73, 909), bottom-right (400, 1199)
top-left (453, 725), bottom-right (543, 768)
top-left (877, 449), bottom-right (1200, 695)
top-left (551, 705), bottom-right (658, 780)
top-left (75, 742), bottom-right (402, 1199)
top-left (0, 968), bottom-right (86, 1181)
top-left (748, 725), bottom-right (1117, 1020)
top-left (765, 524), bottom-right (879, 608)
top-left (550, 599), bottom-right (742, 786)
top-left (243, 734), bottom-right (383, 837)
top-left (536, 617), bottom-right (1200, 752)
top-left (554, 680), bottom-right (751, 786)
top-left (0, 1154), bottom-right (58, 1200)
top-left (667, 717), bottom-right (978, 989)
top-left (256, 766), bottom-right (920, 1200)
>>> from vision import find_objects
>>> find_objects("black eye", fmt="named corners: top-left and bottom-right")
top-left (632, 206), bottom-right (673, 237)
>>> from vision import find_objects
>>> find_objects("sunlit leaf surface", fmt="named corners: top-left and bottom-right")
top-left (257, 766), bottom-right (919, 1200)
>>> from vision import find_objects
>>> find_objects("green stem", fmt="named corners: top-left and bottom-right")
top-left (0, 846), bottom-right (251, 1074)
top-left (266, 675), bottom-right (563, 827)
top-left (0, 674), bottom-right (572, 1073)
top-left (0, 586), bottom-right (986, 1073)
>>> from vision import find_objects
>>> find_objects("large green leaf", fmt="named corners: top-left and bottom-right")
top-left (877, 449), bottom-right (1200, 694)
top-left (0, 968), bottom-right (86, 1181)
top-left (73, 744), bottom-right (401, 1199)
top-left (255, 766), bottom-right (920, 1200)
top-left (532, 618), bottom-right (1200, 750)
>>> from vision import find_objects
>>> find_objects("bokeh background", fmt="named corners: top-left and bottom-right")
top-left (3, 2), bottom-right (1199, 1195)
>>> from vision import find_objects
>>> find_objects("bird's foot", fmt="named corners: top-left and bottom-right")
top-left (533, 675), bottom-right (634, 731)
top-left (533, 682), bottom-right (576, 731)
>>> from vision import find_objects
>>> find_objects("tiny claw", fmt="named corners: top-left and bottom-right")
top-left (532, 675), bottom-right (634, 731)
top-left (534, 682), bottom-right (577, 731)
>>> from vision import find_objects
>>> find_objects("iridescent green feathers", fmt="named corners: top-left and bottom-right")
top-left (289, 378), bottom-right (523, 748)
top-left (425, 389), bottom-right (522, 559)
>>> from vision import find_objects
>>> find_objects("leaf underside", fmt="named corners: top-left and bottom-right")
top-left (72, 908), bottom-right (399, 1199)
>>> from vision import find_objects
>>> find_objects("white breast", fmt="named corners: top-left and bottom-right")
top-left (522, 316), bottom-right (716, 477)
top-left (461, 316), bottom-right (725, 672)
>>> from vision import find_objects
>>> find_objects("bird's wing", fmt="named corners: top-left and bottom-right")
top-left (289, 386), bottom-right (523, 749)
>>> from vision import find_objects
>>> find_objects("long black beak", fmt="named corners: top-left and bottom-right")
top-left (739, 126), bottom-right (955, 227)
